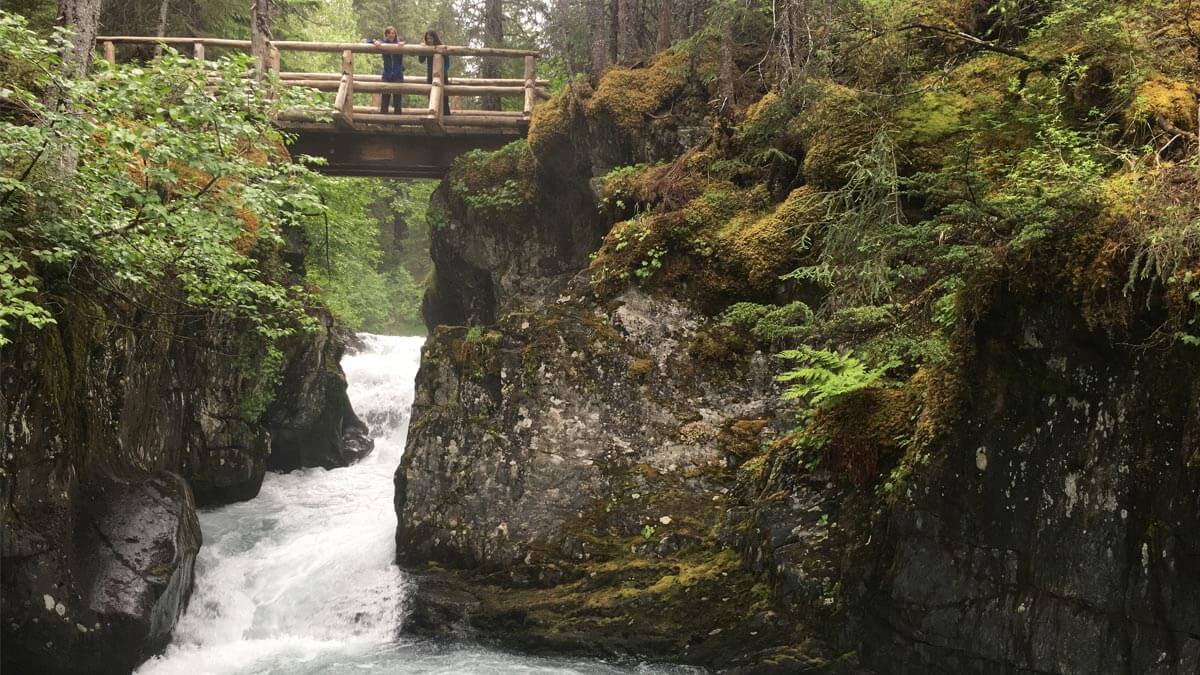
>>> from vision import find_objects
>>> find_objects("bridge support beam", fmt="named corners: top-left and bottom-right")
top-left (285, 129), bottom-right (521, 179)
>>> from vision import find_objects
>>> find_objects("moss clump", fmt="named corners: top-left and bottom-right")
top-left (587, 46), bottom-right (692, 137)
top-left (447, 140), bottom-right (537, 217)
top-left (716, 185), bottom-right (820, 288)
top-left (1126, 75), bottom-right (1199, 134)
top-left (627, 356), bottom-right (654, 378)
top-left (435, 325), bottom-right (503, 378)
top-left (588, 212), bottom-right (678, 297)
top-left (589, 181), bottom-right (812, 306)
top-left (736, 90), bottom-right (793, 146)
top-left (790, 82), bottom-right (876, 190)
top-left (719, 418), bottom-right (769, 460)
top-left (687, 324), bottom-right (753, 363)
top-left (527, 85), bottom-right (590, 174)
top-left (810, 384), bottom-right (919, 487)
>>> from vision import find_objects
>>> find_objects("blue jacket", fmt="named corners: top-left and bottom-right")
top-left (370, 37), bottom-right (404, 81)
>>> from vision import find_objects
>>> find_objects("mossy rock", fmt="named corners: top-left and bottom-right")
top-left (810, 384), bottom-right (920, 487)
top-left (527, 85), bottom-right (592, 179)
top-left (1126, 74), bottom-right (1199, 135)
top-left (790, 82), bottom-right (876, 190)
top-left (447, 140), bottom-right (538, 218)
top-left (715, 185), bottom-right (820, 289)
top-left (587, 46), bottom-right (693, 139)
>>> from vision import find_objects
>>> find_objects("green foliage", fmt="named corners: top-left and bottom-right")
top-left (449, 140), bottom-right (535, 217)
top-left (238, 342), bottom-right (286, 421)
top-left (719, 301), bottom-right (811, 342)
top-left (301, 177), bottom-right (428, 334)
top-left (777, 346), bottom-right (897, 408)
top-left (635, 245), bottom-right (667, 281)
top-left (785, 130), bottom-right (905, 309)
top-left (0, 12), bottom-right (326, 346)
top-left (0, 250), bottom-right (53, 345)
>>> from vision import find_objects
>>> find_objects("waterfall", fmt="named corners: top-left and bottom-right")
top-left (138, 335), bottom-right (665, 674)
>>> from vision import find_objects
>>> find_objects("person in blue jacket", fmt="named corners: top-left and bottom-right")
top-left (371, 26), bottom-right (404, 114)
top-left (418, 30), bottom-right (451, 116)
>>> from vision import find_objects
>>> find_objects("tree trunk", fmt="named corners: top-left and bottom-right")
top-left (55, 0), bottom-right (101, 176)
top-left (656, 0), bottom-right (672, 51)
top-left (607, 0), bottom-right (619, 65)
top-left (617, 0), bottom-right (638, 62)
top-left (57, 0), bottom-right (102, 81)
top-left (481, 0), bottom-right (504, 111)
top-left (251, 0), bottom-right (271, 82)
top-left (717, 7), bottom-right (735, 110)
top-left (588, 0), bottom-right (607, 77)
top-left (153, 0), bottom-right (171, 57)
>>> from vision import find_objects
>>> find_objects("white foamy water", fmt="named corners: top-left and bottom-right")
top-left (138, 334), bottom-right (673, 675)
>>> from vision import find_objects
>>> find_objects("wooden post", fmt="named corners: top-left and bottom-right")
top-left (423, 51), bottom-right (446, 133)
top-left (103, 40), bottom-right (115, 63)
top-left (523, 54), bottom-right (536, 117)
top-left (268, 45), bottom-right (281, 75)
top-left (333, 49), bottom-right (355, 130)
top-left (251, 0), bottom-right (271, 81)
top-left (193, 41), bottom-right (204, 60)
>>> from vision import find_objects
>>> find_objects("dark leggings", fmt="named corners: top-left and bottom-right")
top-left (380, 92), bottom-right (401, 114)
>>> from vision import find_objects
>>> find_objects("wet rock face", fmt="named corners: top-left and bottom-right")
top-left (266, 312), bottom-right (374, 471)
top-left (2, 293), bottom-right (364, 672)
top-left (854, 300), bottom-right (1200, 674)
top-left (2, 472), bottom-right (200, 674)
top-left (421, 172), bottom-right (606, 329)
top-left (398, 290), bottom-right (778, 571)
top-left (394, 291), bottom-right (840, 667)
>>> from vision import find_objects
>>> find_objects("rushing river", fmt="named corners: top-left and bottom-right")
top-left (139, 334), bottom-right (673, 675)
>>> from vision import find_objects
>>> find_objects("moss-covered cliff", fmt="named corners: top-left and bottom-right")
top-left (398, 2), bottom-right (1200, 672)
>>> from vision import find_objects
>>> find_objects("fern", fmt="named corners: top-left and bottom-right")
top-left (776, 346), bottom-right (897, 408)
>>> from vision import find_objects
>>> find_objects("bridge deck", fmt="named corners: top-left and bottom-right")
top-left (97, 36), bottom-right (544, 178)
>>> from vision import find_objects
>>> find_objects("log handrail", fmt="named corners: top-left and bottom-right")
top-left (97, 36), bottom-right (538, 57)
top-left (95, 35), bottom-right (543, 131)
top-left (279, 72), bottom-right (551, 87)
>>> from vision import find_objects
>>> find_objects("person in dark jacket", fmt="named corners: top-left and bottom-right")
top-left (372, 25), bottom-right (404, 114)
top-left (418, 30), bottom-right (451, 116)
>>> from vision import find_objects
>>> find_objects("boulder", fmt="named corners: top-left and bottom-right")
top-left (266, 311), bottom-right (374, 471)
top-left (2, 472), bottom-right (200, 674)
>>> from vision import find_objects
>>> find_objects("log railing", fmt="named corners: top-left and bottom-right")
top-left (95, 36), bottom-right (548, 132)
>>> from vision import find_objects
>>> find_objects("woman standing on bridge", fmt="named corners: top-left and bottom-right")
top-left (419, 31), bottom-right (451, 116)
top-left (372, 26), bottom-right (404, 114)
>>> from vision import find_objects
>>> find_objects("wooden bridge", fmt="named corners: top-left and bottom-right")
top-left (97, 37), bottom-right (548, 178)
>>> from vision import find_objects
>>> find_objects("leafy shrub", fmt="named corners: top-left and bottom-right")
top-left (1, 12), bottom-right (325, 345)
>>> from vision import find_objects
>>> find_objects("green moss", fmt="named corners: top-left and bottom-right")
top-left (587, 46), bottom-right (693, 137)
top-left (789, 82), bottom-right (876, 190)
top-left (433, 325), bottom-right (503, 379)
top-left (687, 324), bottom-right (753, 363)
top-left (527, 86), bottom-right (580, 169)
top-left (447, 140), bottom-right (537, 217)
top-left (716, 185), bottom-right (819, 289)
top-left (736, 91), bottom-right (793, 146)
top-left (1126, 74), bottom-right (1199, 134)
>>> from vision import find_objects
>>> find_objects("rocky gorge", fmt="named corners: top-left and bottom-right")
top-left (394, 21), bottom-right (1200, 674)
